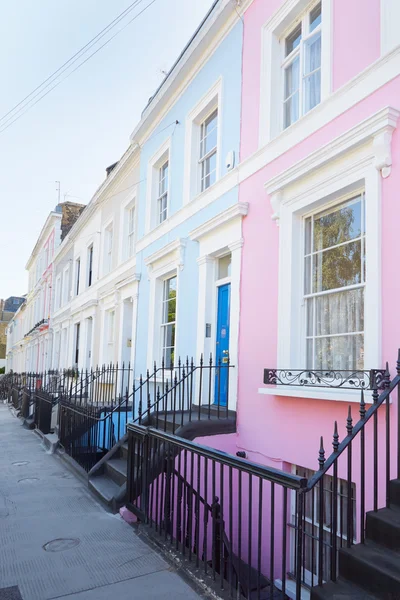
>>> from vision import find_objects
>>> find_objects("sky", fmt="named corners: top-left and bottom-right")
top-left (0, 0), bottom-right (214, 299)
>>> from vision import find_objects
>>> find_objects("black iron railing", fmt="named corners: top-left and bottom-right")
top-left (57, 356), bottom-right (234, 472)
top-left (127, 422), bottom-right (307, 599)
top-left (291, 352), bottom-right (400, 592)
top-left (263, 368), bottom-right (386, 390)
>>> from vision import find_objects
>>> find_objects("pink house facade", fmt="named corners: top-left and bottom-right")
top-left (237, 0), bottom-right (400, 463)
top-left (232, 0), bottom-right (400, 593)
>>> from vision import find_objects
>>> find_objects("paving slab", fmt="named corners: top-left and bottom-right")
top-left (0, 406), bottom-right (202, 599)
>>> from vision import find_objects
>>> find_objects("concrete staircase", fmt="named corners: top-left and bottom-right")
top-left (88, 406), bottom-right (236, 512)
top-left (89, 440), bottom-right (129, 510)
top-left (312, 479), bottom-right (400, 599)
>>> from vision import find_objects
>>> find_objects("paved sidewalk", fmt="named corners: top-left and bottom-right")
top-left (0, 405), bottom-right (203, 600)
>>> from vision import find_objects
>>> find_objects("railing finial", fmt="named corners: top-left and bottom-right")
top-left (359, 389), bottom-right (366, 419)
top-left (318, 436), bottom-right (325, 470)
top-left (346, 406), bottom-right (353, 436)
top-left (332, 421), bottom-right (339, 452)
top-left (384, 362), bottom-right (391, 389)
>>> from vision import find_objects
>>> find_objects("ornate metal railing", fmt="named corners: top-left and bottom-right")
top-left (127, 422), bottom-right (307, 599)
top-left (263, 368), bottom-right (386, 390)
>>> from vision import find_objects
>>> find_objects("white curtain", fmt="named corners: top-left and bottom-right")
top-left (304, 32), bottom-right (321, 113)
top-left (313, 288), bottom-right (364, 370)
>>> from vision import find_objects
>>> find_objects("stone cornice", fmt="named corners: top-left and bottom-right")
top-left (189, 203), bottom-right (248, 241)
top-left (265, 106), bottom-right (399, 222)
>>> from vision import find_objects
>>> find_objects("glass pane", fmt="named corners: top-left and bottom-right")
top-left (313, 197), bottom-right (363, 252)
top-left (315, 288), bottom-right (364, 336)
top-left (304, 32), bottom-right (321, 75)
top-left (304, 70), bottom-right (321, 113)
top-left (202, 152), bottom-right (217, 190)
top-left (166, 297), bottom-right (176, 322)
top-left (284, 93), bottom-right (299, 128)
top-left (285, 23), bottom-right (302, 55)
top-left (306, 339), bottom-right (313, 368)
top-left (314, 334), bottom-right (364, 370)
top-left (201, 111), bottom-right (218, 158)
top-left (306, 298), bottom-right (314, 336)
top-left (305, 217), bottom-right (312, 254)
top-left (304, 256), bottom-right (311, 294)
top-left (129, 208), bottom-right (135, 232)
top-left (313, 240), bottom-right (362, 293)
top-left (164, 345), bottom-right (175, 367)
top-left (285, 57), bottom-right (300, 100)
top-left (163, 278), bottom-right (176, 323)
top-left (164, 323), bottom-right (175, 349)
top-left (310, 2), bottom-right (322, 31)
top-left (159, 161), bottom-right (168, 195)
top-left (218, 255), bottom-right (231, 279)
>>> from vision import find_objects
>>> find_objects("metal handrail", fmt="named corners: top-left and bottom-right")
top-left (128, 422), bottom-right (307, 490)
top-left (307, 371), bottom-right (398, 491)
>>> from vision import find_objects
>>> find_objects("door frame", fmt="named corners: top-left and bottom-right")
top-left (214, 280), bottom-right (231, 406)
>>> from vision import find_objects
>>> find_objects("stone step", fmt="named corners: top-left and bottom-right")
top-left (88, 475), bottom-right (120, 508)
top-left (311, 578), bottom-right (378, 599)
top-left (121, 443), bottom-right (129, 460)
top-left (366, 505), bottom-right (400, 550)
top-left (389, 479), bottom-right (400, 507)
top-left (339, 541), bottom-right (400, 597)
top-left (104, 458), bottom-right (127, 487)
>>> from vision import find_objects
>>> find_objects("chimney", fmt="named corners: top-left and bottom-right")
top-left (59, 201), bottom-right (86, 241)
top-left (106, 162), bottom-right (118, 177)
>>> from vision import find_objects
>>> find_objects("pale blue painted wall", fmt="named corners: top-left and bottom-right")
top-left (134, 21), bottom-right (243, 376)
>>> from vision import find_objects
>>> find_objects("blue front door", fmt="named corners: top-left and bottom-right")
top-left (214, 283), bottom-right (231, 407)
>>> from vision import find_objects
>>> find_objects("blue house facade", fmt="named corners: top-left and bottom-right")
top-left (131, 3), bottom-right (246, 411)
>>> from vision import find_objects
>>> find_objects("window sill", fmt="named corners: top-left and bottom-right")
top-left (258, 385), bottom-right (382, 404)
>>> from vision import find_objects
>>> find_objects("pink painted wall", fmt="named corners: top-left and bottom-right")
top-left (239, 0), bottom-right (281, 161)
top-left (240, 0), bottom-right (382, 161)
top-left (234, 0), bottom-right (400, 522)
top-left (237, 77), bottom-right (400, 472)
top-left (332, 0), bottom-right (380, 91)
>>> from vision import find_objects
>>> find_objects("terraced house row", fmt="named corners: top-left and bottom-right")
top-left (6, 1), bottom-right (400, 598)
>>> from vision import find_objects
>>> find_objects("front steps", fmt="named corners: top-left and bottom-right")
top-left (88, 406), bottom-right (236, 511)
top-left (89, 442), bottom-right (128, 510)
top-left (311, 479), bottom-right (400, 599)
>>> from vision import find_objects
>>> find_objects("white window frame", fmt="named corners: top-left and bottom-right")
top-left (103, 222), bottom-right (113, 275)
top-left (127, 204), bottom-right (136, 257)
top-left (121, 197), bottom-right (136, 262)
top-left (258, 110), bottom-right (398, 403)
top-left (73, 321), bottom-right (80, 367)
top-left (259, 0), bottom-right (333, 146)
top-left (62, 265), bottom-right (70, 307)
top-left (381, 0), bottom-right (400, 56)
top-left (157, 160), bottom-right (169, 224)
top-left (55, 274), bottom-right (62, 311)
top-left (303, 192), bottom-right (366, 371)
top-left (145, 138), bottom-right (171, 233)
top-left (87, 243), bottom-right (94, 288)
top-left (160, 275), bottom-right (177, 366)
top-left (145, 239), bottom-right (186, 368)
top-left (183, 78), bottom-right (222, 204)
top-left (282, 2), bottom-right (322, 129)
top-left (277, 171), bottom-right (378, 398)
top-left (75, 257), bottom-right (81, 296)
top-left (199, 108), bottom-right (218, 192)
